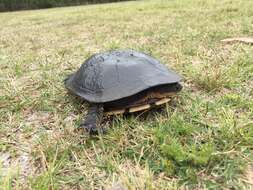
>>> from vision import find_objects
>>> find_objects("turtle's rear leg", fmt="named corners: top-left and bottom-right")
top-left (80, 104), bottom-right (104, 135)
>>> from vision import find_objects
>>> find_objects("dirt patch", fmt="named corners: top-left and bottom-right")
top-left (0, 151), bottom-right (34, 184)
top-left (244, 165), bottom-right (253, 186)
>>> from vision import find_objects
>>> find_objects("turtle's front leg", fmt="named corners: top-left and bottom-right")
top-left (80, 104), bottom-right (104, 135)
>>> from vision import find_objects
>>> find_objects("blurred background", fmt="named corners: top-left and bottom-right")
top-left (0, 0), bottom-right (133, 12)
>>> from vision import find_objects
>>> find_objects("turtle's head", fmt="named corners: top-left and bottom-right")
top-left (151, 83), bottom-right (182, 97)
top-left (64, 74), bottom-right (74, 85)
top-left (171, 83), bottom-right (182, 93)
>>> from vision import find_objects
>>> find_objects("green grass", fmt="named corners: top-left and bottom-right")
top-left (0, 0), bottom-right (253, 189)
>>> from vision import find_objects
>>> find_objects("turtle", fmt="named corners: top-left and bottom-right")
top-left (64, 50), bottom-right (182, 134)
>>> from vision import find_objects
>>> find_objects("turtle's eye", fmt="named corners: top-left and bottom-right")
top-left (174, 83), bottom-right (182, 91)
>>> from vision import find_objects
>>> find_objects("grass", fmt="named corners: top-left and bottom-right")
top-left (0, 0), bottom-right (253, 189)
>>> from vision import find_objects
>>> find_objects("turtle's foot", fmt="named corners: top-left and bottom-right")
top-left (79, 122), bottom-right (106, 135)
top-left (79, 104), bottom-right (105, 135)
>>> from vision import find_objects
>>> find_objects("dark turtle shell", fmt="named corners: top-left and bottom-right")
top-left (65, 50), bottom-right (182, 103)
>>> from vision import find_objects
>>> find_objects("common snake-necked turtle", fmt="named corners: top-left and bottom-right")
top-left (65, 50), bottom-right (182, 134)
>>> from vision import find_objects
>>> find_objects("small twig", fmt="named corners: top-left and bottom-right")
top-left (211, 149), bottom-right (236, 156)
top-left (221, 37), bottom-right (253, 45)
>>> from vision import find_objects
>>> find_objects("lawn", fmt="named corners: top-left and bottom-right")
top-left (0, 0), bottom-right (253, 189)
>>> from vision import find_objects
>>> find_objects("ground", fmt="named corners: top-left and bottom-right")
top-left (0, 0), bottom-right (253, 189)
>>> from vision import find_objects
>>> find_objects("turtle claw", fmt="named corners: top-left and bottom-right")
top-left (79, 123), bottom-right (106, 135)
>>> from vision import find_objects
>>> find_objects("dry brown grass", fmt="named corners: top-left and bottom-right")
top-left (0, 0), bottom-right (253, 189)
